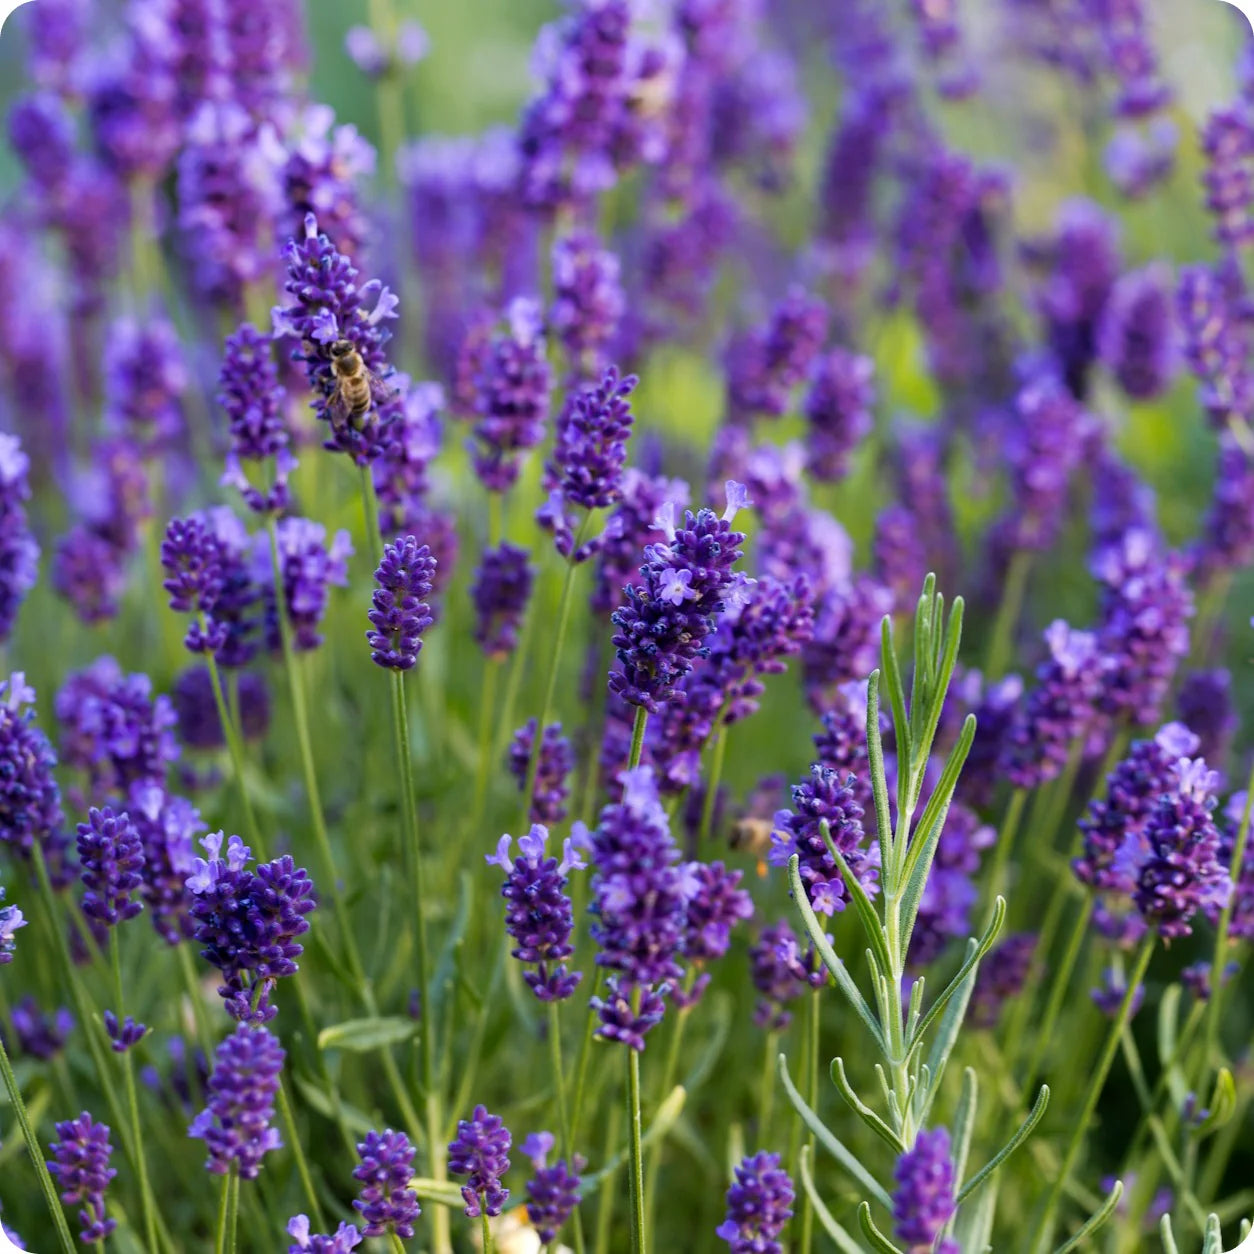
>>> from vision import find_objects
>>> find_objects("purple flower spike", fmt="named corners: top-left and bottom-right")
top-left (0, 887), bottom-right (26, 965)
top-left (103, 1010), bottom-right (148, 1053)
top-left (1092, 964), bottom-right (1146, 1019)
top-left (893, 1128), bottom-right (957, 1252)
top-left (1202, 106), bottom-right (1254, 250)
top-left (608, 486), bottom-right (748, 713)
top-left (471, 298), bottom-right (552, 492)
top-left (287, 1214), bottom-right (363, 1252)
top-left (77, 807), bottom-right (145, 929)
top-left (0, 434), bottom-right (39, 645)
top-left (590, 976), bottom-right (669, 1052)
top-left (717, 1152), bottom-right (795, 1254)
top-left (47, 1112), bottom-right (117, 1244)
top-left (255, 518), bottom-right (353, 654)
top-left (273, 213), bottom-right (400, 463)
top-left (187, 833), bottom-right (317, 1023)
top-left (486, 824), bottom-right (583, 1002)
top-left (102, 317), bottom-right (187, 454)
top-left (472, 543), bottom-right (533, 659)
top-left (448, 1105), bottom-right (511, 1218)
top-left (0, 672), bottom-right (64, 860)
top-left (189, 1025), bottom-right (284, 1179)
top-left (682, 862), bottom-right (754, 965)
top-left (353, 1129), bottom-right (421, 1238)
top-left (727, 286), bottom-right (828, 421)
top-left (1097, 264), bottom-right (1177, 401)
top-left (508, 721), bottom-right (574, 825)
top-left (218, 324), bottom-right (294, 515)
top-left (1134, 759), bottom-right (1230, 939)
top-left (522, 1131), bottom-right (584, 1244)
top-left (367, 536), bottom-right (436, 671)
top-left (803, 348), bottom-right (875, 482)
top-left (770, 766), bottom-right (875, 917)
top-left (11, 996), bottom-right (73, 1060)
top-left (749, 919), bottom-right (820, 1031)
top-left (550, 233), bottom-right (625, 374)
top-left (1177, 264), bottom-right (1253, 432)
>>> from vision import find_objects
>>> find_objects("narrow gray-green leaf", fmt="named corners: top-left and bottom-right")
top-left (919, 940), bottom-right (980, 1126)
top-left (859, 1201), bottom-right (906, 1254)
top-left (317, 1016), bottom-right (417, 1054)
top-left (1159, 1214), bottom-right (1180, 1254)
top-left (776, 1053), bottom-right (894, 1208)
top-left (953, 1176), bottom-right (999, 1254)
top-left (1193, 1068), bottom-right (1237, 1140)
top-left (957, 1084), bottom-right (1050, 1206)
top-left (881, 616), bottom-right (912, 820)
top-left (787, 855), bottom-right (884, 1050)
top-left (949, 1068), bottom-right (979, 1202)
top-left (831, 1057), bottom-right (906, 1155)
top-left (1052, 1179), bottom-right (1123, 1253)
top-left (866, 670), bottom-right (895, 876)
top-left (409, 1179), bottom-right (467, 1209)
top-left (799, 1146), bottom-right (863, 1254)
top-left (825, 835), bottom-right (894, 982)
top-left (913, 595), bottom-right (964, 787)
top-left (1157, 983), bottom-right (1182, 1071)
top-left (1201, 1213), bottom-right (1224, 1254)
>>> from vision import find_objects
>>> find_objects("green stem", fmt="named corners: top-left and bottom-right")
top-left (360, 465), bottom-right (384, 567)
top-left (800, 988), bottom-right (820, 1254)
top-left (1028, 936), bottom-right (1155, 1254)
top-left (366, 0), bottom-right (404, 185)
top-left (697, 725), bottom-right (728, 852)
top-left (629, 708), bottom-right (648, 772)
top-left (277, 1080), bottom-right (326, 1231)
top-left (984, 551), bottom-right (1032, 680)
top-left (0, 1032), bottom-right (76, 1254)
top-left (627, 1045), bottom-right (647, 1254)
top-left (643, 974), bottom-right (696, 1245)
top-left (390, 669), bottom-right (450, 1254)
top-left (759, 1031), bottom-right (779, 1147)
top-left (110, 932), bottom-right (158, 1254)
top-left (548, 1002), bottom-right (586, 1254)
top-left (594, 1103), bottom-right (623, 1254)
top-left (198, 629), bottom-right (264, 856)
top-left (389, 1235), bottom-right (408, 1254)
top-left (480, 1208), bottom-right (495, 1254)
top-left (225, 1164), bottom-right (240, 1254)
top-left (568, 970), bottom-right (605, 1146)
top-left (215, 1169), bottom-right (231, 1254)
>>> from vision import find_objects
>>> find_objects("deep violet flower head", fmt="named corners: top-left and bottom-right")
top-left (286, 1215), bottom-right (363, 1253)
top-left (128, 780), bottom-right (203, 945)
top-left (486, 824), bottom-right (585, 1001)
top-left (893, 1128), bottom-right (957, 1252)
top-left (9, 996), bottom-right (73, 1060)
top-left (749, 919), bottom-right (822, 1031)
top-left (540, 367), bottom-right (638, 551)
top-left (507, 721), bottom-right (575, 825)
top-left (189, 1025), bottom-right (284, 1179)
top-left (1092, 528), bottom-right (1193, 728)
top-left (273, 213), bottom-right (400, 463)
top-left (590, 974), bottom-right (668, 1052)
top-left (103, 1010), bottom-right (148, 1053)
top-left (102, 316), bottom-right (187, 453)
top-left (367, 536), bottom-right (436, 671)
top-left (550, 232), bottom-right (625, 373)
top-left (1097, 263), bottom-right (1178, 401)
top-left (1075, 722), bottom-right (1201, 893)
top-left (803, 347), bottom-right (875, 482)
top-left (1177, 264), bottom-right (1253, 432)
top-left (681, 860), bottom-right (753, 967)
top-left (55, 657), bottom-right (179, 799)
top-left (591, 470), bottom-right (690, 616)
top-left (727, 287), bottom-right (828, 421)
top-left (77, 806), bottom-right (144, 929)
top-left (217, 323), bottom-right (295, 515)
top-left (161, 514), bottom-right (232, 655)
top-left (187, 832), bottom-right (317, 1023)
top-left (770, 765), bottom-right (876, 917)
top-left (608, 483), bottom-right (750, 713)
top-left (448, 1104), bottom-right (511, 1219)
top-left (471, 298), bottom-right (552, 492)
top-left (716, 1152), bottom-right (794, 1254)
top-left (353, 1130), bottom-right (420, 1238)
top-left (1133, 758), bottom-right (1230, 939)
top-left (0, 887), bottom-right (25, 965)
top-left (0, 673), bottom-right (65, 858)
top-left (0, 434), bottom-right (39, 644)
top-left (472, 543), bottom-right (533, 658)
top-left (172, 667), bottom-right (270, 751)
top-left (586, 766), bottom-right (691, 994)
top-left (47, 1112), bottom-right (117, 1244)
top-left (1176, 669), bottom-right (1237, 772)
top-left (253, 518), bottom-right (353, 653)
top-left (1194, 433), bottom-right (1254, 585)
top-left (1001, 620), bottom-right (1106, 790)
top-left (1218, 792), bottom-right (1254, 941)
top-left (1201, 105), bottom-right (1254, 250)
top-left (522, 1131), bottom-right (583, 1245)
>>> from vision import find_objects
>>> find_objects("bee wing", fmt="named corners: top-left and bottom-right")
top-left (368, 371), bottom-right (397, 406)
top-left (325, 388), bottom-right (354, 428)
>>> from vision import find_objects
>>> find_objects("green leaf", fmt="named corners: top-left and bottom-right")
top-left (910, 898), bottom-right (1005, 1052)
top-left (911, 595), bottom-right (964, 797)
top-left (956, 1084), bottom-right (1050, 1206)
top-left (432, 870), bottom-right (475, 1022)
top-left (798, 1146), bottom-right (863, 1254)
top-left (1202, 1213), bottom-right (1225, 1254)
top-left (292, 1076), bottom-right (375, 1137)
top-left (859, 1201), bottom-right (906, 1254)
top-left (1192, 1068), bottom-right (1237, 1140)
top-left (824, 834), bottom-right (894, 984)
top-left (317, 1016), bottom-right (417, 1054)
top-left (409, 1178), bottom-right (467, 1209)
top-left (1053, 1179), bottom-right (1123, 1253)
top-left (786, 854), bottom-right (885, 1050)
top-left (949, 1068), bottom-right (979, 1202)
top-left (831, 1057), bottom-right (907, 1155)
top-left (953, 1176), bottom-right (999, 1254)
top-left (866, 670), bottom-right (896, 878)
top-left (918, 939), bottom-right (980, 1127)
top-left (1159, 1214), bottom-right (1181, 1254)
top-left (776, 1053), bottom-right (895, 1208)
top-left (880, 616), bottom-right (912, 825)
top-left (1157, 983), bottom-right (1182, 1071)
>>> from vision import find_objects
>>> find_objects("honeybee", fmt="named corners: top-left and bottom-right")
top-left (730, 816), bottom-right (774, 878)
top-left (327, 339), bottom-right (389, 431)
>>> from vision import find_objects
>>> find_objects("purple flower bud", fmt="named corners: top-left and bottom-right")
top-left (472, 543), bottom-right (533, 659)
top-left (448, 1105), bottom-right (511, 1218)
top-left (254, 518), bottom-right (353, 654)
top-left (367, 536), bottom-right (436, 671)
top-left (0, 887), bottom-right (26, 965)
top-left (172, 667), bottom-right (270, 752)
top-left (103, 1010), bottom-right (148, 1053)
top-left (77, 807), bottom-right (145, 929)
top-left (522, 1131), bottom-right (584, 1244)
top-left (353, 1129), bottom-right (420, 1238)
top-left (103, 317), bottom-right (187, 454)
top-left (748, 919), bottom-right (818, 1031)
top-left (1202, 105), bottom-right (1254, 249)
top-left (592, 470), bottom-right (690, 616)
top-left (0, 673), bottom-right (64, 860)
top-left (1092, 963), bottom-right (1146, 1018)
top-left (1177, 264), bottom-right (1253, 431)
top-left (550, 233), bottom-right (625, 374)
top-left (590, 975), bottom-right (669, 1052)
top-left (717, 1152), bottom-right (794, 1254)
top-left (287, 1214), bottom-right (363, 1252)
top-left (727, 287), bottom-right (828, 421)
top-left (508, 722), bottom-right (574, 825)
top-left (1097, 264), bottom-right (1177, 401)
top-left (47, 1112), bottom-right (117, 1243)
top-left (9, 996), bottom-right (74, 1060)
top-left (189, 1025), bottom-right (284, 1179)
top-left (893, 1128), bottom-right (957, 1252)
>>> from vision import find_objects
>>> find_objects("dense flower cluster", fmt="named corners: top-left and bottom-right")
top-left (448, 1104), bottom-right (511, 1219)
top-left (521, 1131), bottom-right (583, 1245)
top-left (366, 536), bottom-right (437, 670)
top-left (76, 806), bottom-right (145, 929)
top-left (893, 1129), bottom-right (959, 1254)
top-left (47, 1113), bottom-right (117, 1244)
top-left (0, 885), bottom-right (24, 965)
top-left (0, 673), bottom-right (64, 859)
top-left (717, 1151), bottom-right (794, 1254)
top-left (507, 721), bottom-right (574, 825)
top-left (353, 1130), bottom-right (420, 1238)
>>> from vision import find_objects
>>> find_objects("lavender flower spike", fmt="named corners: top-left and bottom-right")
top-left (507, 721), bottom-right (574, 824)
top-left (287, 1215), bottom-right (363, 1252)
top-left (0, 886), bottom-right (26, 964)
top-left (47, 1113), bottom-right (117, 1243)
top-left (448, 1105), bottom-right (511, 1218)
top-left (353, 1129), bottom-right (420, 1238)
top-left (522, 1131), bottom-right (584, 1245)
top-left (77, 806), bottom-right (145, 929)
top-left (717, 1152), bottom-right (795, 1254)
top-left (0, 672), bottom-right (64, 861)
top-left (367, 536), bottom-right (436, 671)
top-left (893, 1128), bottom-right (958, 1253)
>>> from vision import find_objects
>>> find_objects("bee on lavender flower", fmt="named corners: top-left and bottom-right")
top-left (326, 338), bottom-right (392, 433)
